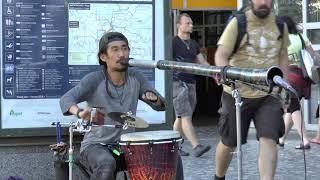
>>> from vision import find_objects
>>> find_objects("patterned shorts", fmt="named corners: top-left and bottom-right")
top-left (172, 81), bottom-right (197, 117)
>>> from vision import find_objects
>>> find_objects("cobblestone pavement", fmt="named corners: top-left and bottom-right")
top-left (181, 125), bottom-right (320, 180)
top-left (1, 122), bottom-right (319, 180)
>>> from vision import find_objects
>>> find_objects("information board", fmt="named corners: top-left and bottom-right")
top-left (1, 0), bottom-right (166, 129)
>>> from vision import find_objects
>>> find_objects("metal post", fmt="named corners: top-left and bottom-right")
top-left (232, 84), bottom-right (243, 180)
top-left (68, 125), bottom-right (74, 180)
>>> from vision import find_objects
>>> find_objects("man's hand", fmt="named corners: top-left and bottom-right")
top-left (213, 73), bottom-right (223, 86)
top-left (142, 91), bottom-right (158, 103)
top-left (77, 108), bottom-right (90, 120)
top-left (78, 108), bottom-right (105, 125)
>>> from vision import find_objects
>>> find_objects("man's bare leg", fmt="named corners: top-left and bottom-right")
top-left (174, 116), bottom-right (189, 155)
top-left (215, 141), bottom-right (234, 178)
top-left (258, 137), bottom-right (277, 180)
top-left (180, 115), bottom-right (199, 148)
top-left (291, 110), bottom-right (310, 145)
top-left (173, 117), bottom-right (185, 137)
top-left (311, 115), bottom-right (320, 142)
top-left (279, 113), bottom-right (293, 144)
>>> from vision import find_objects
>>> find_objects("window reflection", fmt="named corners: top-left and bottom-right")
top-left (275, 0), bottom-right (302, 23)
top-left (307, 0), bottom-right (320, 22)
top-left (307, 29), bottom-right (320, 44)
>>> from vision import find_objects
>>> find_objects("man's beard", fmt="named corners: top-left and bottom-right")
top-left (252, 4), bottom-right (271, 19)
top-left (116, 58), bottom-right (129, 72)
top-left (104, 64), bottom-right (128, 72)
top-left (115, 67), bottom-right (128, 72)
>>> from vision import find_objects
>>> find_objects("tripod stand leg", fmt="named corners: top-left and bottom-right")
top-left (69, 126), bottom-right (74, 180)
top-left (232, 88), bottom-right (243, 180)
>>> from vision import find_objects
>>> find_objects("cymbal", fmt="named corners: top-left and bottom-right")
top-left (107, 112), bottom-right (149, 128)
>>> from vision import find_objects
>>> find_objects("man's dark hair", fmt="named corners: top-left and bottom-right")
top-left (176, 13), bottom-right (191, 24)
top-left (97, 32), bottom-right (129, 65)
top-left (98, 32), bottom-right (130, 98)
top-left (281, 16), bottom-right (298, 34)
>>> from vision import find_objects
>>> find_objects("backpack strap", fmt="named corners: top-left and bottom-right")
top-left (298, 33), bottom-right (306, 49)
top-left (229, 14), bottom-right (284, 54)
top-left (275, 16), bottom-right (284, 40)
top-left (233, 13), bottom-right (247, 54)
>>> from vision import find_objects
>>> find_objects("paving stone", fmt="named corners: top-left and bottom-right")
top-left (0, 123), bottom-right (319, 180)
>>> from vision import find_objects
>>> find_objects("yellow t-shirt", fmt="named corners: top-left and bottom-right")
top-left (218, 10), bottom-right (290, 98)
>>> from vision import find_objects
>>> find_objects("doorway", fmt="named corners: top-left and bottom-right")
top-left (178, 10), bottom-right (232, 125)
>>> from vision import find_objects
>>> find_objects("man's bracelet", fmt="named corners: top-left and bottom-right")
top-left (76, 108), bottom-right (83, 119)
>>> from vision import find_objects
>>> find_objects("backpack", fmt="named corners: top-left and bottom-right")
top-left (226, 12), bottom-right (285, 55)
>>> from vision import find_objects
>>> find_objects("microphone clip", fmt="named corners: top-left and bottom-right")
top-left (267, 79), bottom-right (283, 94)
top-left (220, 65), bottom-right (233, 85)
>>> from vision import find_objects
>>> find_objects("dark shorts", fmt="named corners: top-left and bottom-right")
top-left (218, 92), bottom-right (285, 147)
top-left (287, 95), bottom-right (301, 113)
top-left (173, 81), bottom-right (197, 117)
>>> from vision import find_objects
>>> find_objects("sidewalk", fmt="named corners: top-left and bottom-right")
top-left (181, 125), bottom-right (320, 180)
top-left (1, 119), bottom-right (319, 180)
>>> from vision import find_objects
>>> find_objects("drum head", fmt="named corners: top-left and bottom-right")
top-left (120, 130), bottom-right (181, 142)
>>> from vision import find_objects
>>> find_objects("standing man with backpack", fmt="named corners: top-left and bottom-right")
top-left (214, 0), bottom-right (290, 180)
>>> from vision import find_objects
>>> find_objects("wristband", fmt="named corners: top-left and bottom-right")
top-left (76, 108), bottom-right (83, 119)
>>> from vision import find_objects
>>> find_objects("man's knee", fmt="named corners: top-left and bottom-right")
top-left (259, 137), bottom-right (277, 145)
top-left (219, 141), bottom-right (236, 151)
top-left (94, 157), bottom-right (117, 171)
top-left (86, 152), bottom-right (117, 177)
top-left (92, 168), bottom-right (116, 180)
top-left (91, 160), bottom-right (117, 180)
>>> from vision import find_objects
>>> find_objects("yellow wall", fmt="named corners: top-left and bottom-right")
top-left (171, 0), bottom-right (237, 10)
top-left (172, 0), bottom-right (184, 9)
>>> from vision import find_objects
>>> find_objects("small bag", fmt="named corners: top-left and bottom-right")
top-left (298, 34), bottom-right (319, 83)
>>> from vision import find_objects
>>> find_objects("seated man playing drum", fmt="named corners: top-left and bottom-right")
top-left (60, 32), bottom-right (184, 180)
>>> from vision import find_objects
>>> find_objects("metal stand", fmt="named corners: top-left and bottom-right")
top-left (68, 124), bottom-right (74, 180)
top-left (52, 108), bottom-right (126, 180)
top-left (231, 83), bottom-right (243, 180)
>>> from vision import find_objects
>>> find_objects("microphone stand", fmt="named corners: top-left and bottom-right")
top-left (228, 80), bottom-right (285, 180)
top-left (229, 82), bottom-right (243, 180)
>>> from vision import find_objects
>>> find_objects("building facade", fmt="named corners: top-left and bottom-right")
top-left (172, 0), bottom-right (320, 129)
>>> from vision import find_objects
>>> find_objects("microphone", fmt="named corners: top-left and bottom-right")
top-left (272, 75), bottom-right (297, 95)
top-left (120, 58), bottom-right (130, 67)
top-left (122, 58), bottom-right (156, 68)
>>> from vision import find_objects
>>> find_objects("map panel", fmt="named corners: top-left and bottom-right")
top-left (68, 2), bottom-right (153, 65)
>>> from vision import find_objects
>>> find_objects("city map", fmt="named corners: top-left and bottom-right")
top-left (68, 2), bottom-right (153, 65)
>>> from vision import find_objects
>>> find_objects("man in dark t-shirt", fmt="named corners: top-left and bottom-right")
top-left (172, 35), bottom-right (200, 83)
top-left (172, 13), bottom-right (211, 157)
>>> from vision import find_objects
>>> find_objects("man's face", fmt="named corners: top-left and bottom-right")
top-left (251, 0), bottom-right (272, 19)
top-left (177, 16), bottom-right (193, 34)
top-left (100, 40), bottom-right (129, 72)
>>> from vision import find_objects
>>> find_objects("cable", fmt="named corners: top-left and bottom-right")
top-left (292, 92), bottom-right (307, 180)
top-left (274, 90), bottom-right (307, 180)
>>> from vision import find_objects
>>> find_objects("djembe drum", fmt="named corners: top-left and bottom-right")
top-left (119, 130), bottom-right (182, 180)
